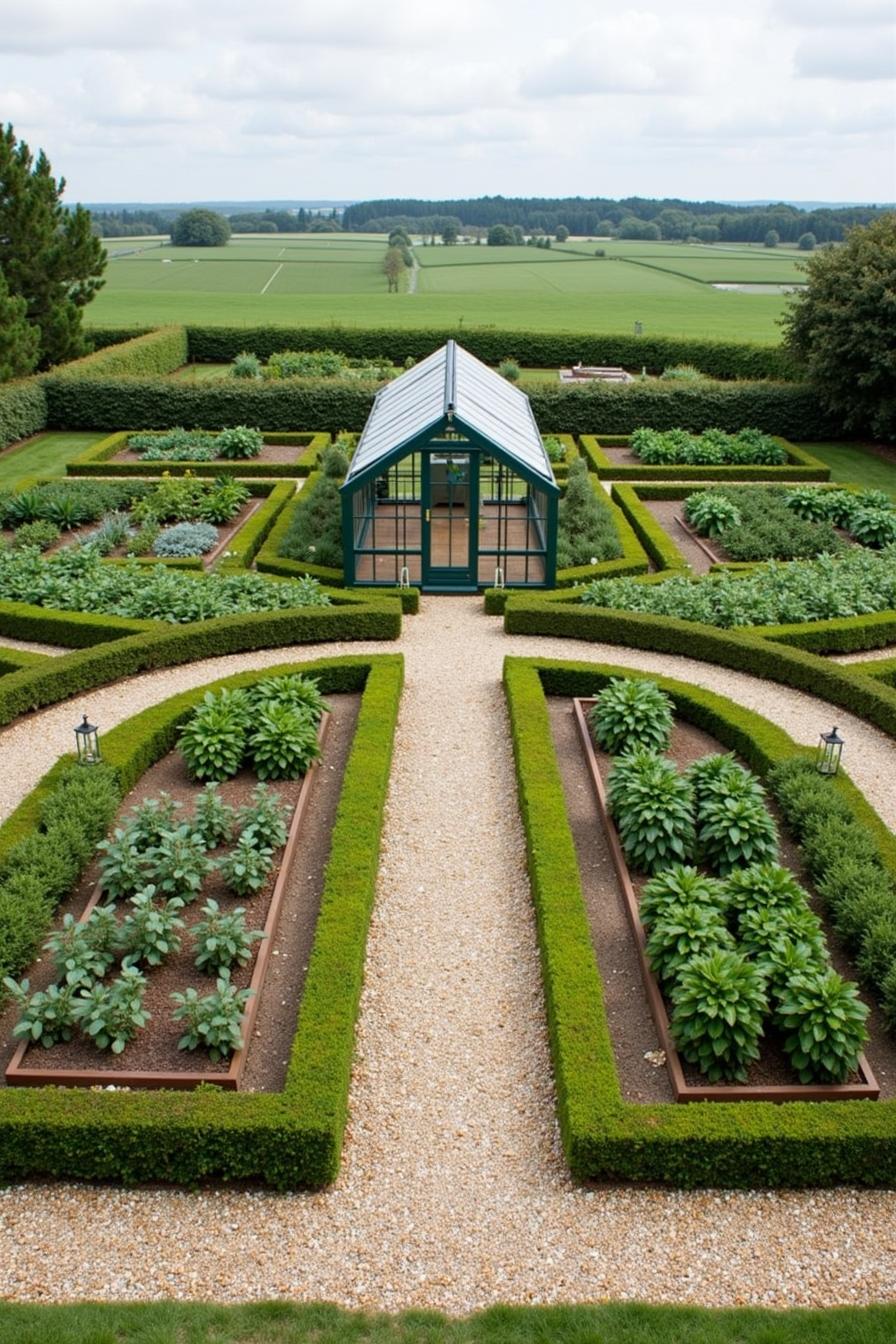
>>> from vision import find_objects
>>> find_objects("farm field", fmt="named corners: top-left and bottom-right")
top-left (86, 234), bottom-right (792, 341)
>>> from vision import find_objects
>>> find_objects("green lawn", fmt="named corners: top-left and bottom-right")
top-left (0, 432), bottom-right (104, 489)
top-left (799, 443), bottom-right (896, 497)
top-left (0, 1301), bottom-right (893, 1344)
top-left (86, 234), bottom-right (790, 342)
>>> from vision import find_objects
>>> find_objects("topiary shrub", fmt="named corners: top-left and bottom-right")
top-left (588, 676), bottom-right (673, 755)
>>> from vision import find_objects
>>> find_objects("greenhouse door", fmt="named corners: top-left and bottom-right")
top-left (422, 450), bottom-right (478, 590)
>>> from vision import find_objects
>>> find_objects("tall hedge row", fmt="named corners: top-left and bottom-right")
top-left (180, 323), bottom-right (797, 381)
top-left (52, 326), bottom-right (188, 379)
top-left (43, 373), bottom-right (838, 439)
top-left (0, 379), bottom-right (47, 450)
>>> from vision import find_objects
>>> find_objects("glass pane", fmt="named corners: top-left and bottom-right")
top-left (430, 453), bottom-right (470, 570)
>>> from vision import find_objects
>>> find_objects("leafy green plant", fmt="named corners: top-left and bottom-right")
top-left (2, 977), bottom-right (81, 1047)
top-left (697, 792), bottom-right (779, 875)
top-left (230, 351), bottom-right (262, 379)
top-left (645, 903), bottom-right (734, 985)
top-left (191, 784), bottom-right (235, 848)
top-left (117, 888), bottom-right (185, 966)
top-left (660, 365), bottom-right (704, 382)
top-left (320, 442), bottom-right (350, 478)
top-left (631, 426), bottom-right (786, 467)
top-left (684, 492), bottom-right (742, 539)
top-left (216, 426), bottom-right (263, 460)
top-left (127, 520), bottom-right (160, 556)
top-left (588, 676), bottom-right (673, 755)
top-left (556, 458), bottom-right (623, 569)
top-left (738, 904), bottom-right (827, 963)
top-left (251, 673), bottom-right (328, 722)
top-left (44, 910), bottom-right (117, 984)
top-left (152, 522), bottom-right (219, 557)
top-left (96, 827), bottom-right (151, 901)
top-left (776, 969), bottom-right (870, 1084)
top-left (192, 898), bottom-right (265, 972)
top-left (685, 754), bottom-right (760, 806)
top-left (171, 970), bottom-right (252, 1062)
top-left (542, 435), bottom-right (565, 463)
top-left (72, 964), bottom-right (150, 1054)
top-left (130, 428), bottom-right (217, 460)
top-left (236, 783), bottom-right (290, 851)
top-left (849, 508), bottom-right (896, 549)
top-left (124, 792), bottom-right (183, 852)
top-left (669, 950), bottom-right (768, 1083)
top-left (247, 704), bottom-right (321, 781)
top-left (722, 862), bottom-right (808, 920)
top-left (607, 750), bottom-right (695, 875)
top-left (784, 486), bottom-right (850, 523)
top-left (639, 865), bottom-right (728, 929)
top-left (197, 479), bottom-right (249, 524)
top-left (754, 935), bottom-right (828, 997)
top-left (147, 827), bottom-right (214, 902)
top-left (179, 688), bottom-right (251, 781)
top-left (218, 835), bottom-right (274, 899)
top-left (13, 519), bottom-right (60, 550)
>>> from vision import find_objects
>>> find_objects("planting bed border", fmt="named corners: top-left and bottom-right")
top-left (504, 655), bottom-right (896, 1187)
top-left (65, 431), bottom-right (331, 479)
top-left (0, 653), bottom-right (403, 1189)
top-left (571, 696), bottom-right (878, 1104)
top-left (5, 713), bottom-right (331, 1092)
top-left (579, 434), bottom-right (830, 482)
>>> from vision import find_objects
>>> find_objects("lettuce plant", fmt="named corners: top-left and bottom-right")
top-left (588, 677), bottom-right (673, 756)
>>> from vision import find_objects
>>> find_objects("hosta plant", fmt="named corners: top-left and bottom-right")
top-left (776, 969), bottom-right (869, 1084)
top-left (607, 750), bottom-right (695, 875)
top-left (755, 936), bottom-right (829, 997)
top-left (236, 784), bottom-right (290, 851)
top-left (849, 508), bottom-right (896, 549)
top-left (193, 898), bottom-right (265, 973)
top-left (738, 901), bottom-right (826, 961)
top-left (172, 971), bottom-right (252, 1062)
top-left (645, 903), bottom-right (734, 986)
top-left (251, 673), bottom-right (329, 723)
top-left (670, 950), bottom-right (768, 1083)
top-left (639, 865), bottom-right (728, 929)
top-left (247, 704), bottom-right (321, 781)
top-left (722, 862), bottom-right (808, 920)
top-left (684, 492), bottom-right (742, 539)
top-left (215, 426), bottom-right (263, 460)
top-left (2, 977), bottom-right (81, 1047)
top-left (147, 827), bottom-right (214, 903)
top-left (96, 828), bottom-right (150, 901)
top-left (191, 784), bottom-right (236, 848)
top-left (784, 487), bottom-right (846, 523)
top-left (588, 677), bottom-right (673, 756)
top-left (218, 835), bottom-right (274, 898)
top-left (72, 965), bottom-right (150, 1054)
top-left (44, 910), bottom-right (117, 984)
top-left (685, 754), bottom-right (762, 807)
top-left (179, 688), bottom-right (251, 781)
top-left (118, 888), bottom-right (185, 966)
top-left (697, 793), bottom-right (779, 875)
top-left (198, 479), bottom-right (249, 524)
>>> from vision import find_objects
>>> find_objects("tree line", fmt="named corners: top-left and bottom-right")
top-left (90, 206), bottom-right (342, 237)
top-left (342, 195), bottom-right (890, 244)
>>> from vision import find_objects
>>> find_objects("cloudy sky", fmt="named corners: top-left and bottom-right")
top-left (1, 0), bottom-right (894, 205)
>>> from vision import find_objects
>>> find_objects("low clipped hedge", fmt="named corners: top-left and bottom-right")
top-left (181, 323), bottom-right (797, 381)
top-left (502, 596), bottom-right (896, 736)
top-left (580, 434), bottom-right (830, 481)
top-left (0, 378), bottom-right (47, 450)
top-left (0, 653), bottom-right (403, 1189)
top-left (0, 592), bottom-right (402, 727)
top-left (52, 326), bottom-right (188, 378)
top-left (65, 430), bottom-right (330, 479)
top-left (505, 655), bottom-right (896, 1187)
top-left (214, 481), bottom-right (295, 573)
top-left (610, 483), bottom-right (690, 573)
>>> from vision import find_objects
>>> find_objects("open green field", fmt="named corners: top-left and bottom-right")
top-left (86, 234), bottom-right (792, 342)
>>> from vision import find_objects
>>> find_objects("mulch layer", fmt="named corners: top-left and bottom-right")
top-left (548, 697), bottom-right (896, 1101)
top-left (0, 691), bottom-right (360, 1093)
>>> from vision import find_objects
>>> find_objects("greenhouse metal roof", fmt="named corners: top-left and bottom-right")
top-left (343, 340), bottom-right (556, 488)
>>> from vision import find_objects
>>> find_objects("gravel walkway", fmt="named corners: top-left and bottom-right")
top-left (0, 635), bottom-right (66, 657)
top-left (0, 596), bottom-right (894, 1311)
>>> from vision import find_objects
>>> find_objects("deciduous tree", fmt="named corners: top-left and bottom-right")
top-left (171, 209), bottom-right (231, 246)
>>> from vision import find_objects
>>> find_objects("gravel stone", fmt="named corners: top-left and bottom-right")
top-left (0, 595), bottom-right (893, 1312)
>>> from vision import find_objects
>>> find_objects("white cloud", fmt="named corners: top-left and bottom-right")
top-left (795, 30), bottom-right (896, 81)
top-left (521, 12), bottom-right (708, 97)
top-left (773, 0), bottom-right (895, 28)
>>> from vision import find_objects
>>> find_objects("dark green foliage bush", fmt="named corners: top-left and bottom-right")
top-left (684, 492), bottom-right (741, 538)
top-left (320, 440), bottom-right (350, 478)
top-left (248, 704), bottom-right (321, 780)
top-left (777, 969), bottom-right (870, 1084)
top-left (0, 377), bottom-right (47, 450)
top-left (697, 793), bottom-right (778, 875)
top-left (179, 688), bottom-right (250, 781)
top-left (638, 865), bottom-right (728, 928)
top-left (645, 903), bottom-right (734, 985)
top-left (632, 427), bottom-right (787, 467)
top-left (607, 750), bottom-right (695, 874)
top-left (556, 460), bottom-right (623, 569)
top-left (278, 473), bottom-right (343, 570)
top-left (588, 676), bottom-right (673, 755)
top-left (687, 486), bottom-right (844, 562)
top-left (13, 520), bottom-right (60, 550)
top-left (670, 950), bottom-right (768, 1083)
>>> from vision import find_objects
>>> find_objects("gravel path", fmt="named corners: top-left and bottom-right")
top-left (0, 635), bottom-right (66, 657)
top-left (0, 595), bottom-right (894, 1311)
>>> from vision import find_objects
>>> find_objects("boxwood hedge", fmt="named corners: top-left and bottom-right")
top-left (0, 379), bottom-right (48, 450)
top-left (0, 653), bottom-right (403, 1189)
top-left (505, 655), bottom-right (896, 1187)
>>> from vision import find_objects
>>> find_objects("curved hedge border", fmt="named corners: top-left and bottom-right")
top-left (505, 654), bottom-right (896, 1187)
top-left (65, 430), bottom-right (330, 479)
top-left (502, 595), bottom-right (896, 737)
top-left (0, 652), bottom-right (403, 1189)
top-left (580, 435), bottom-right (830, 482)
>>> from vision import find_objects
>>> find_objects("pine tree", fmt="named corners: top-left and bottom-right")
top-left (0, 271), bottom-right (39, 380)
top-left (0, 124), bottom-right (106, 370)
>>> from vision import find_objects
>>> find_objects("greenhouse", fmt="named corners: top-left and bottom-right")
top-left (340, 340), bottom-right (559, 591)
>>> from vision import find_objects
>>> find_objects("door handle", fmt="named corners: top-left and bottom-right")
top-left (425, 509), bottom-right (431, 523)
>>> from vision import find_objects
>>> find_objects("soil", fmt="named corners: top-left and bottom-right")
top-left (112, 442), bottom-right (306, 466)
top-left (642, 499), bottom-right (719, 573)
top-left (548, 697), bottom-right (896, 1100)
top-left (0, 691), bottom-right (360, 1093)
top-left (1, 498), bottom-right (263, 570)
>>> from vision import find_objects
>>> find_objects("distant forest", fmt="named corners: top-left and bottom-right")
top-left (90, 206), bottom-right (340, 237)
top-left (342, 196), bottom-right (891, 244)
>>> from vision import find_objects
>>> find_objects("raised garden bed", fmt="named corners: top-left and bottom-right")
top-left (4, 710), bottom-right (337, 1091)
top-left (580, 434), bottom-right (830, 482)
top-left (66, 432), bottom-right (330, 479)
top-left (570, 696), bottom-right (880, 1103)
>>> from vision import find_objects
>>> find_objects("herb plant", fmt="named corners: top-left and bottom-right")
top-left (97, 828), bottom-right (151, 901)
top-left (2, 977), bottom-right (81, 1047)
top-left (192, 898), bottom-right (265, 972)
top-left (218, 835), bottom-right (274, 898)
top-left (684, 492), bottom-right (742, 539)
top-left (44, 910), bottom-right (117, 984)
top-left (147, 827), bottom-right (214, 902)
top-left (72, 965), bottom-right (150, 1054)
top-left (236, 784), bottom-right (290, 851)
top-left (125, 792), bottom-right (183, 851)
top-left (172, 971), bottom-right (252, 1062)
top-left (152, 522), bottom-right (219, 557)
top-left (117, 888), bottom-right (185, 966)
top-left (191, 784), bottom-right (235, 848)
top-left (216, 426), bottom-right (263, 459)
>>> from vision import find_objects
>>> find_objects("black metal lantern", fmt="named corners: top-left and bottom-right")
top-left (816, 725), bottom-right (844, 777)
top-left (74, 713), bottom-right (101, 766)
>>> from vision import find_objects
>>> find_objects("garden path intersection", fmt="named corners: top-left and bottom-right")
top-left (0, 597), bottom-right (894, 1312)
